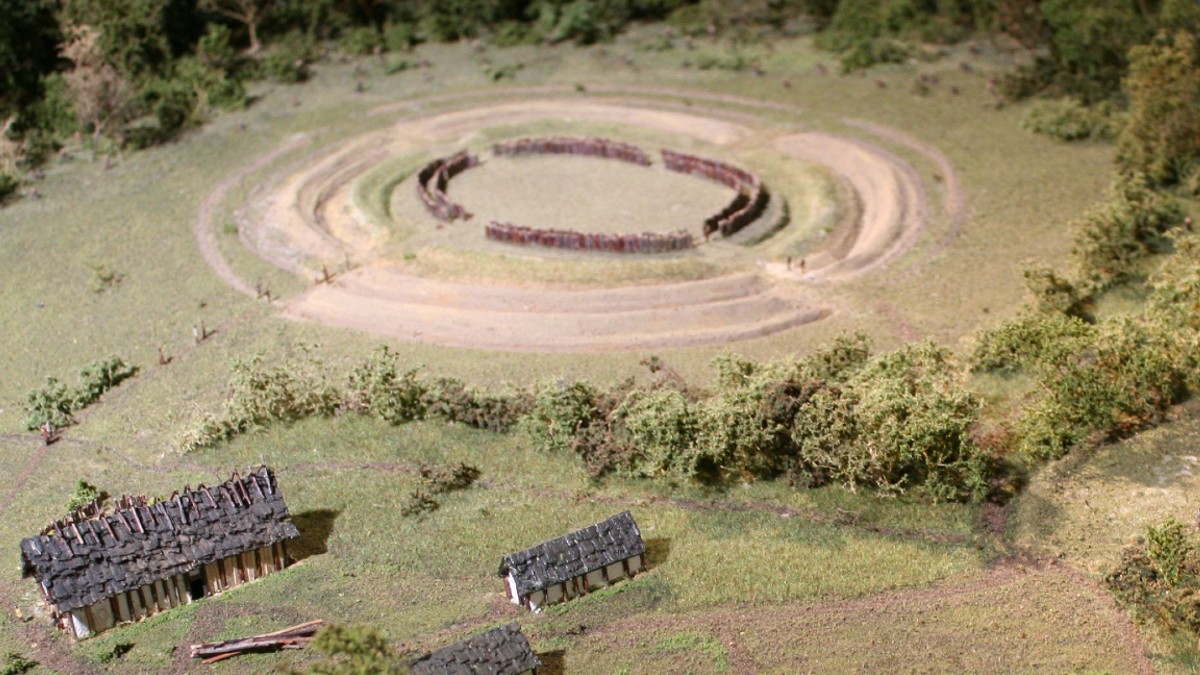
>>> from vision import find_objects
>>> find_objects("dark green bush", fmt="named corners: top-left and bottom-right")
top-left (1021, 266), bottom-right (1089, 318)
top-left (0, 172), bottom-right (18, 204)
top-left (619, 389), bottom-right (702, 479)
top-left (24, 356), bottom-right (136, 430)
top-left (304, 623), bottom-right (409, 672)
top-left (522, 379), bottom-right (604, 455)
top-left (836, 37), bottom-right (909, 72)
top-left (0, 651), bottom-right (36, 675)
top-left (1016, 318), bottom-right (1188, 459)
top-left (418, 462), bottom-right (480, 494)
top-left (340, 26), bottom-right (383, 56)
top-left (66, 479), bottom-right (102, 513)
top-left (344, 347), bottom-right (427, 425)
top-left (835, 342), bottom-right (987, 501)
top-left (972, 311), bottom-right (1095, 372)
top-left (1107, 518), bottom-right (1200, 638)
top-left (1116, 30), bottom-right (1200, 186)
top-left (1072, 172), bottom-right (1183, 292)
top-left (262, 32), bottom-right (317, 83)
top-left (25, 377), bottom-right (75, 430)
top-left (383, 22), bottom-right (419, 52)
top-left (422, 377), bottom-right (530, 432)
top-left (1020, 97), bottom-right (1118, 142)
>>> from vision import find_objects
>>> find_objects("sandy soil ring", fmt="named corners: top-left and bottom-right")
top-left (200, 93), bottom-right (961, 352)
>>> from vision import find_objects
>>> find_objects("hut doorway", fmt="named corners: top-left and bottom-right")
top-left (188, 570), bottom-right (207, 601)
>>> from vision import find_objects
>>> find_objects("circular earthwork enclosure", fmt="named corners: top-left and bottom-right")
top-left (203, 88), bottom-right (963, 352)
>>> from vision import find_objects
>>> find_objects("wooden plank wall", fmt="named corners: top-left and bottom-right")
top-left (66, 544), bottom-right (287, 638)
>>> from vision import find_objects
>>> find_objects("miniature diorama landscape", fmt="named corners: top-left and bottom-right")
top-left (2, 1), bottom-right (1200, 673)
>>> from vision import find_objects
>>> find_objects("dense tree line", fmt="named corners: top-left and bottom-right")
top-left (2, 0), bottom-right (1198, 202)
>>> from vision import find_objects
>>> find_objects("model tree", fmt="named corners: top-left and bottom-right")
top-left (200, 0), bottom-right (271, 54)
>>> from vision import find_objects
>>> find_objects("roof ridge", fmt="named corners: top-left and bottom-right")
top-left (37, 465), bottom-right (277, 538)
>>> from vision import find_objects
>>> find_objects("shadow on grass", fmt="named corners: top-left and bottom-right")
top-left (645, 537), bottom-right (671, 571)
top-left (537, 649), bottom-right (566, 675)
top-left (288, 508), bottom-right (340, 562)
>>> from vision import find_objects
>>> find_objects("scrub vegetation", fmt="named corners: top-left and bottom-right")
top-left (1, 0), bottom-right (1199, 672)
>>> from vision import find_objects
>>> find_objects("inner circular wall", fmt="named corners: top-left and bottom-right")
top-left (448, 154), bottom-right (735, 235)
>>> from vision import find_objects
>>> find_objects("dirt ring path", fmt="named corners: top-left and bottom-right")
top-left (200, 90), bottom-right (963, 351)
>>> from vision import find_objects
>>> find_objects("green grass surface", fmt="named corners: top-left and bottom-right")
top-left (0, 28), bottom-right (1156, 673)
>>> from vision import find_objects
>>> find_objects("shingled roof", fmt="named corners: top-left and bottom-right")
top-left (410, 623), bottom-right (540, 675)
top-left (498, 511), bottom-right (646, 597)
top-left (19, 466), bottom-right (299, 613)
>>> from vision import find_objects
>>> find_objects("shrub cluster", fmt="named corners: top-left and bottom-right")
top-left (1107, 518), bottom-right (1200, 638)
top-left (975, 230), bottom-right (1200, 462)
top-left (521, 336), bottom-right (992, 502)
top-left (0, 651), bottom-right (36, 675)
top-left (181, 347), bottom-right (530, 452)
top-left (24, 356), bottom-right (136, 430)
top-left (402, 462), bottom-right (481, 518)
top-left (1020, 97), bottom-right (1118, 142)
top-left (1070, 173), bottom-right (1183, 293)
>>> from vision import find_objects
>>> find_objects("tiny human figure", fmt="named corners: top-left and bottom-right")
top-left (799, 258), bottom-right (806, 273)
top-left (1185, 216), bottom-right (1193, 232)
top-left (786, 256), bottom-right (792, 270)
top-left (40, 421), bottom-right (54, 446)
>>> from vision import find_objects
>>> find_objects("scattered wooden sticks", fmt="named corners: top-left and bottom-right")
top-left (190, 619), bottom-right (324, 664)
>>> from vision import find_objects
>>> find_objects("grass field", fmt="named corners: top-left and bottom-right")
top-left (0, 26), bottom-right (1166, 674)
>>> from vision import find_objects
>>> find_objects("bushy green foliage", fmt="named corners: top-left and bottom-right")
top-left (304, 624), bottom-right (409, 674)
top-left (522, 378), bottom-right (605, 455)
top-left (344, 347), bottom-right (427, 424)
top-left (59, 0), bottom-right (173, 77)
top-left (620, 389), bottom-right (703, 479)
top-left (518, 337), bottom-right (989, 502)
top-left (972, 311), bottom-right (1095, 372)
top-left (530, 0), bottom-right (634, 45)
top-left (1071, 172), bottom-right (1183, 292)
top-left (1020, 97), bottom-right (1118, 142)
top-left (0, 0), bottom-right (60, 118)
top-left (1107, 518), bottom-right (1200, 638)
top-left (1148, 519), bottom-right (1193, 586)
top-left (383, 22), bottom-right (418, 52)
top-left (184, 347), bottom-right (531, 451)
top-left (815, 0), bottom-right (983, 70)
top-left (340, 26), bottom-right (383, 56)
top-left (521, 377), bottom-right (637, 478)
top-left (1021, 266), bottom-right (1088, 318)
top-left (693, 51), bottom-right (753, 72)
top-left (0, 652), bottom-right (36, 675)
top-left (181, 350), bottom-right (337, 450)
top-left (0, 173), bottom-right (18, 204)
top-left (421, 377), bottom-right (530, 432)
top-left (1016, 317), bottom-right (1187, 459)
top-left (1147, 231), bottom-right (1200, 337)
top-left (67, 479), bottom-right (102, 513)
top-left (24, 356), bottom-right (136, 430)
top-left (835, 38), bottom-right (910, 72)
top-left (829, 342), bottom-right (987, 501)
top-left (17, 74), bottom-right (76, 149)
top-left (417, 0), bottom-right (496, 42)
top-left (1117, 31), bottom-right (1200, 186)
top-left (25, 377), bottom-right (75, 430)
top-left (1033, 0), bottom-right (1151, 102)
top-left (262, 31), bottom-right (317, 83)
top-left (418, 462), bottom-right (480, 494)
